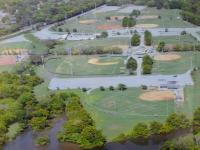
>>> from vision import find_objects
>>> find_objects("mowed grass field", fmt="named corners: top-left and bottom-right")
top-left (137, 7), bottom-right (196, 28)
top-left (0, 42), bottom-right (32, 53)
top-left (53, 9), bottom-right (127, 32)
top-left (45, 55), bottom-right (127, 76)
top-left (54, 37), bottom-right (129, 53)
top-left (153, 34), bottom-right (199, 45)
top-left (183, 70), bottom-right (200, 116)
top-left (82, 88), bottom-right (175, 139)
top-left (152, 51), bottom-right (200, 75)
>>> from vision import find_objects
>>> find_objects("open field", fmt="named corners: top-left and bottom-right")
top-left (153, 52), bottom-right (200, 75)
top-left (82, 88), bottom-right (175, 139)
top-left (54, 37), bottom-right (129, 53)
top-left (53, 9), bottom-right (127, 32)
top-left (0, 42), bottom-right (31, 54)
top-left (153, 34), bottom-right (199, 45)
top-left (137, 8), bottom-right (196, 28)
top-left (183, 70), bottom-right (200, 115)
top-left (45, 55), bottom-right (127, 76)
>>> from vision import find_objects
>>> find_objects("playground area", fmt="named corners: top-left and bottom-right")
top-left (45, 55), bottom-right (127, 76)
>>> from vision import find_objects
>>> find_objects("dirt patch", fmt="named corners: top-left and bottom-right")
top-left (88, 58), bottom-right (118, 66)
top-left (1, 48), bottom-right (27, 55)
top-left (103, 100), bottom-right (116, 109)
top-left (79, 19), bottom-right (96, 24)
top-left (110, 16), bottom-right (125, 20)
top-left (0, 55), bottom-right (16, 65)
top-left (138, 15), bottom-right (158, 20)
top-left (139, 90), bottom-right (175, 101)
top-left (135, 24), bottom-right (159, 28)
top-left (97, 24), bottom-right (122, 30)
top-left (112, 45), bottom-right (129, 50)
top-left (154, 54), bottom-right (181, 61)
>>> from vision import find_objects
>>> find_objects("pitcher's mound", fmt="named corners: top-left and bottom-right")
top-left (97, 24), bottom-right (122, 30)
top-left (154, 54), bottom-right (181, 61)
top-left (79, 19), bottom-right (96, 24)
top-left (135, 24), bottom-right (158, 28)
top-left (88, 58), bottom-right (118, 66)
top-left (139, 90), bottom-right (175, 101)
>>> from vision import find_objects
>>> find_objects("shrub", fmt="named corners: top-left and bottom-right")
top-left (181, 31), bottom-right (187, 35)
top-left (82, 88), bottom-right (88, 92)
top-left (142, 55), bottom-right (153, 74)
top-left (144, 30), bottom-right (152, 46)
top-left (118, 84), bottom-right (127, 91)
top-left (109, 86), bottom-right (115, 91)
top-left (35, 136), bottom-right (50, 146)
top-left (100, 32), bottom-right (108, 38)
top-left (141, 85), bottom-right (147, 90)
top-left (100, 86), bottom-right (105, 91)
top-left (131, 33), bottom-right (140, 46)
top-left (73, 28), bottom-right (77, 32)
top-left (58, 28), bottom-right (63, 32)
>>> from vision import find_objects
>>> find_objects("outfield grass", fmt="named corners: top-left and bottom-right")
top-left (53, 10), bottom-right (127, 33)
top-left (153, 34), bottom-right (198, 45)
top-left (137, 8), bottom-right (195, 28)
top-left (53, 37), bottom-right (129, 53)
top-left (182, 70), bottom-right (200, 116)
top-left (45, 55), bottom-right (127, 76)
top-left (0, 42), bottom-right (32, 53)
top-left (153, 51), bottom-right (200, 75)
top-left (82, 88), bottom-right (175, 139)
top-left (0, 65), bottom-right (15, 73)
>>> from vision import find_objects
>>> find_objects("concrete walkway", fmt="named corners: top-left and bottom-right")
top-left (49, 70), bottom-right (193, 90)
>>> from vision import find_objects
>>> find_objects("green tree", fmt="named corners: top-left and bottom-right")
top-left (131, 33), bottom-right (140, 46)
top-left (144, 30), bottom-right (152, 46)
top-left (122, 17), bottom-right (129, 27)
top-left (149, 121), bottom-right (163, 135)
top-left (29, 117), bottom-right (47, 131)
top-left (126, 57), bottom-right (137, 74)
top-left (193, 107), bottom-right (200, 134)
top-left (157, 41), bottom-right (165, 52)
top-left (132, 123), bottom-right (149, 139)
top-left (166, 113), bottom-right (190, 131)
top-left (79, 126), bottom-right (106, 149)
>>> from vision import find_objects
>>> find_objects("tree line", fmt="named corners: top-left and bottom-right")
top-left (113, 110), bottom-right (200, 149)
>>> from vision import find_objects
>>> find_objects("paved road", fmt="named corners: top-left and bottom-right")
top-left (108, 27), bottom-right (200, 39)
top-left (49, 70), bottom-right (193, 90)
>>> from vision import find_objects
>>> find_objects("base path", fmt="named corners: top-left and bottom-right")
top-left (49, 71), bottom-right (193, 90)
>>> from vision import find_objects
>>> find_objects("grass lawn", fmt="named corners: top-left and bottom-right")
top-left (53, 37), bottom-right (129, 53)
top-left (82, 88), bottom-right (175, 139)
top-left (53, 10), bottom-right (127, 33)
top-left (182, 70), bottom-right (200, 116)
top-left (0, 42), bottom-right (32, 53)
top-left (137, 8), bottom-right (195, 28)
top-left (44, 55), bottom-right (127, 76)
top-left (153, 34), bottom-right (199, 45)
top-left (153, 51), bottom-right (200, 75)
top-left (0, 65), bottom-right (15, 73)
